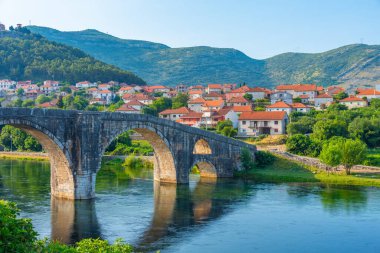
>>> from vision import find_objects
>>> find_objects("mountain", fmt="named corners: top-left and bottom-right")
top-left (27, 26), bottom-right (380, 88)
top-left (0, 29), bottom-right (145, 84)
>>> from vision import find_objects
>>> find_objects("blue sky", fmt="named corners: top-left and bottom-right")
top-left (0, 0), bottom-right (379, 59)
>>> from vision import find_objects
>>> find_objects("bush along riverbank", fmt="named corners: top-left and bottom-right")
top-left (236, 149), bottom-right (380, 187)
top-left (0, 200), bottom-right (134, 253)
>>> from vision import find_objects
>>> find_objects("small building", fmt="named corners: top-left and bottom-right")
top-left (176, 84), bottom-right (188, 93)
top-left (159, 107), bottom-right (191, 121)
top-left (188, 97), bottom-right (206, 112)
top-left (116, 104), bottom-right (140, 114)
top-left (270, 91), bottom-right (293, 104)
top-left (314, 93), bottom-right (333, 107)
top-left (238, 111), bottom-right (288, 137)
top-left (177, 111), bottom-right (203, 127)
top-left (203, 92), bottom-right (224, 101)
top-left (291, 103), bottom-right (312, 113)
top-left (276, 84), bottom-right (320, 101)
top-left (356, 88), bottom-right (380, 101)
top-left (76, 81), bottom-right (96, 89)
top-left (188, 90), bottom-right (203, 100)
top-left (339, 96), bottom-right (368, 109)
top-left (202, 99), bottom-right (225, 111)
top-left (226, 96), bottom-right (249, 106)
top-left (124, 100), bottom-right (146, 111)
top-left (206, 84), bottom-right (223, 94)
top-left (266, 101), bottom-right (293, 115)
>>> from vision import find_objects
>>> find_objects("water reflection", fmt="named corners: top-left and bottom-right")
top-left (286, 183), bottom-right (368, 214)
top-left (51, 198), bottom-right (101, 244)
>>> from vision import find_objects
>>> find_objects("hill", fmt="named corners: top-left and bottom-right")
top-left (0, 29), bottom-right (145, 84)
top-left (27, 26), bottom-right (380, 88)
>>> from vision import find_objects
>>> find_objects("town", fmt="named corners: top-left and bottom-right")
top-left (0, 78), bottom-right (379, 138)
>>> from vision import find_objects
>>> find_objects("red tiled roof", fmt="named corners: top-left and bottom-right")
top-left (239, 111), bottom-right (287, 120)
top-left (188, 90), bottom-right (203, 94)
top-left (204, 92), bottom-right (224, 98)
top-left (357, 89), bottom-right (380, 96)
top-left (291, 103), bottom-right (310, 108)
top-left (203, 100), bottom-right (224, 107)
top-left (159, 107), bottom-right (191, 115)
top-left (340, 96), bottom-right (365, 102)
top-left (276, 84), bottom-right (318, 92)
top-left (298, 95), bottom-right (309, 99)
top-left (316, 93), bottom-right (333, 98)
top-left (125, 100), bottom-right (145, 106)
top-left (179, 111), bottom-right (203, 119)
top-left (188, 97), bottom-right (206, 104)
top-left (232, 105), bottom-right (253, 112)
top-left (116, 104), bottom-right (139, 112)
top-left (266, 101), bottom-right (292, 108)
top-left (208, 84), bottom-right (222, 89)
top-left (228, 97), bottom-right (249, 103)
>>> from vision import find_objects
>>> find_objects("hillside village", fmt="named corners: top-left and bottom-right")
top-left (1, 78), bottom-right (379, 138)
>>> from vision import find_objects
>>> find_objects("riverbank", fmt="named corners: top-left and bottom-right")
top-left (237, 152), bottom-right (380, 187)
top-left (0, 151), bottom-right (49, 161)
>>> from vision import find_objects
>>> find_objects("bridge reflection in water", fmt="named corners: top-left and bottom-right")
top-left (50, 178), bottom-right (253, 250)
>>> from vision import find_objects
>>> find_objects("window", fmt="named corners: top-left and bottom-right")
top-left (173, 115), bottom-right (176, 118)
top-left (274, 129), bottom-right (279, 133)
top-left (264, 121), bottom-right (268, 127)
top-left (242, 120), bottom-right (246, 125)
top-left (274, 121), bottom-right (278, 125)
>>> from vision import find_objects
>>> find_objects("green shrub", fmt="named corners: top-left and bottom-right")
top-left (0, 200), bottom-right (37, 253)
top-left (241, 148), bottom-right (255, 171)
top-left (254, 151), bottom-right (275, 167)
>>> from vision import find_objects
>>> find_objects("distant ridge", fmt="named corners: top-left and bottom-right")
top-left (28, 26), bottom-right (380, 89)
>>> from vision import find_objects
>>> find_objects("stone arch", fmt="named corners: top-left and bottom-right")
top-left (193, 138), bottom-right (212, 154)
top-left (191, 159), bottom-right (217, 178)
top-left (101, 124), bottom-right (177, 183)
top-left (0, 119), bottom-right (75, 199)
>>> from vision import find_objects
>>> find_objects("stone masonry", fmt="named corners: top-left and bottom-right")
top-left (0, 108), bottom-right (256, 199)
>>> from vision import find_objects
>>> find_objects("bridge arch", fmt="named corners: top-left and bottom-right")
top-left (0, 119), bottom-right (75, 199)
top-left (191, 159), bottom-right (217, 178)
top-left (193, 138), bottom-right (212, 155)
top-left (101, 124), bottom-right (177, 183)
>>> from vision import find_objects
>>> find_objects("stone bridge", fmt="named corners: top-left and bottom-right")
top-left (0, 108), bottom-right (256, 199)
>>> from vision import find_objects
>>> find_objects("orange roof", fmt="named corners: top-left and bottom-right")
top-left (291, 103), bottom-right (310, 108)
top-left (188, 90), bottom-right (203, 94)
top-left (298, 95), bottom-right (309, 99)
top-left (357, 89), bottom-right (380, 96)
top-left (125, 100), bottom-right (145, 106)
top-left (159, 107), bottom-right (191, 115)
top-left (203, 100), bottom-right (224, 107)
top-left (232, 105), bottom-right (253, 112)
top-left (276, 84), bottom-right (318, 92)
top-left (87, 88), bottom-right (98, 92)
top-left (340, 96), bottom-right (365, 102)
top-left (149, 85), bottom-right (167, 89)
top-left (99, 90), bottom-right (112, 94)
top-left (208, 84), bottom-right (222, 89)
top-left (179, 111), bottom-right (203, 119)
top-left (229, 86), bottom-right (251, 93)
top-left (119, 86), bottom-right (133, 91)
top-left (266, 101), bottom-right (292, 108)
top-left (316, 93), bottom-right (333, 98)
top-left (98, 84), bottom-right (109, 87)
top-left (116, 104), bottom-right (139, 112)
top-left (204, 92), bottom-right (224, 98)
top-left (228, 97), bottom-right (249, 103)
top-left (239, 111), bottom-right (287, 120)
top-left (188, 97), bottom-right (206, 104)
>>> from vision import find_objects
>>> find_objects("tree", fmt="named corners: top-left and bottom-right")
top-left (286, 134), bottom-right (313, 156)
top-left (21, 99), bottom-right (35, 108)
top-left (36, 94), bottom-right (51, 104)
top-left (172, 93), bottom-right (189, 109)
top-left (287, 116), bottom-right (316, 135)
top-left (56, 96), bottom-right (64, 108)
top-left (152, 97), bottom-right (172, 113)
top-left (319, 137), bottom-right (367, 174)
top-left (333, 92), bottom-right (348, 101)
top-left (348, 117), bottom-right (380, 148)
top-left (327, 103), bottom-right (348, 111)
top-left (216, 120), bottom-right (237, 137)
top-left (311, 119), bottom-right (348, 141)
top-left (16, 88), bottom-right (24, 97)
top-left (243, 93), bottom-right (253, 101)
top-left (293, 97), bottom-right (302, 103)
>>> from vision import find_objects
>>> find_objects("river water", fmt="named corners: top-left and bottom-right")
top-left (1, 158), bottom-right (380, 252)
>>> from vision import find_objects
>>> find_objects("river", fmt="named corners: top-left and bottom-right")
top-left (1, 158), bottom-right (380, 252)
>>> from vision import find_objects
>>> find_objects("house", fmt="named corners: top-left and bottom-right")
top-left (76, 81), bottom-right (96, 89)
top-left (226, 96), bottom-right (249, 106)
top-left (176, 84), bottom-right (188, 93)
top-left (326, 86), bottom-right (345, 96)
top-left (43, 80), bottom-right (59, 87)
top-left (89, 98), bottom-right (107, 105)
top-left (122, 94), bottom-right (154, 105)
top-left (202, 99), bottom-right (225, 111)
top-left (116, 104), bottom-right (140, 114)
top-left (0, 79), bottom-right (16, 91)
top-left (225, 86), bottom-right (251, 100)
top-left (189, 85), bottom-right (204, 92)
top-left (238, 111), bottom-right (288, 137)
top-left (339, 96), bottom-right (368, 109)
top-left (206, 84), bottom-right (223, 94)
top-left (298, 95), bottom-right (309, 104)
top-left (38, 99), bottom-right (58, 109)
top-left (203, 92), bottom-right (224, 101)
top-left (117, 86), bottom-right (135, 96)
top-left (276, 84), bottom-right (320, 101)
top-left (266, 101), bottom-right (293, 115)
top-left (177, 111), bottom-right (203, 127)
top-left (159, 107), bottom-right (191, 121)
top-left (94, 90), bottom-right (114, 104)
top-left (314, 93), bottom-right (333, 107)
top-left (247, 87), bottom-right (268, 100)
top-left (291, 103), bottom-right (312, 113)
top-left (356, 88), bottom-right (380, 101)
top-left (188, 90), bottom-right (203, 99)
top-left (188, 97), bottom-right (206, 112)
top-left (222, 84), bottom-right (236, 93)
top-left (212, 107), bottom-right (239, 128)
top-left (124, 100), bottom-right (146, 111)
top-left (87, 87), bottom-right (99, 96)
top-left (98, 83), bottom-right (111, 91)
top-left (145, 85), bottom-right (170, 93)
top-left (231, 105), bottom-right (253, 116)
top-left (270, 91), bottom-right (293, 104)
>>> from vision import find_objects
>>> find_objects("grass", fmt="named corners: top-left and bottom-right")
top-left (365, 148), bottom-right (380, 167)
top-left (236, 154), bottom-right (380, 187)
top-left (0, 153), bottom-right (49, 161)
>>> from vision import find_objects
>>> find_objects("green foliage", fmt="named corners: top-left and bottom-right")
top-left (35, 94), bottom-right (51, 104)
top-left (0, 32), bottom-right (145, 84)
top-left (143, 97), bottom-right (172, 116)
top-left (0, 125), bottom-right (42, 152)
top-left (286, 134), bottom-right (321, 157)
top-left (311, 119), bottom-right (348, 141)
top-left (123, 155), bottom-right (153, 170)
top-left (293, 97), bottom-right (302, 103)
top-left (320, 137), bottom-right (367, 174)
top-left (216, 120), bottom-right (237, 138)
top-left (21, 99), bottom-right (35, 108)
top-left (240, 148), bottom-right (255, 171)
top-left (16, 88), bottom-right (24, 96)
top-left (254, 151), bottom-right (275, 167)
top-left (75, 238), bottom-right (133, 253)
top-left (243, 93), bottom-right (253, 101)
top-left (333, 92), bottom-right (349, 101)
top-left (0, 200), bottom-right (37, 253)
top-left (172, 93), bottom-right (189, 109)
top-left (348, 117), bottom-right (380, 148)
top-left (327, 103), bottom-right (348, 111)
top-left (287, 116), bottom-right (316, 135)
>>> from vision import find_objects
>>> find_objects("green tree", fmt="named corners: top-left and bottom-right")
top-left (333, 92), bottom-right (349, 101)
top-left (21, 99), bottom-right (35, 108)
top-left (35, 94), bottom-right (51, 104)
top-left (243, 93), bottom-right (253, 101)
top-left (311, 119), bottom-right (348, 141)
top-left (16, 88), bottom-right (24, 97)
top-left (286, 134), bottom-right (313, 156)
top-left (287, 116), bottom-right (316, 135)
top-left (56, 95), bottom-right (64, 108)
top-left (172, 93), bottom-right (189, 109)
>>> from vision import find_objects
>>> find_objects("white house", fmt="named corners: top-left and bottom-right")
top-left (238, 111), bottom-right (288, 136)
top-left (188, 97), bottom-right (206, 112)
top-left (159, 107), bottom-right (191, 121)
top-left (0, 79), bottom-right (16, 91)
top-left (276, 84), bottom-right (321, 101)
top-left (206, 84), bottom-right (223, 94)
top-left (76, 81), bottom-right (96, 89)
top-left (266, 101), bottom-right (293, 115)
top-left (314, 93), bottom-right (333, 107)
top-left (270, 91), bottom-right (293, 104)
top-left (339, 96), bottom-right (368, 109)
top-left (356, 88), bottom-right (380, 101)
